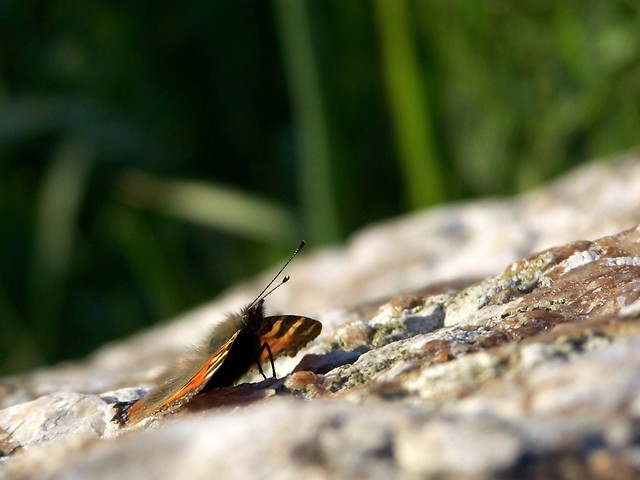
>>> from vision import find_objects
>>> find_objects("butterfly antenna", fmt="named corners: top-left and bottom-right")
top-left (248, 240), bottom-right (305, 309)
top-left (261, 275), bottom-right (290, 300)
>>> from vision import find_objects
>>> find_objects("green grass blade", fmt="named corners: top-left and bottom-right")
top-left (119, 171), bottom-right (298, 245)
top-left (28, 138), bottom-right (92, 359)
top-left (274, 0), bottom-right (341, 243)
top-left (374, 0), bottom-right (446, 208)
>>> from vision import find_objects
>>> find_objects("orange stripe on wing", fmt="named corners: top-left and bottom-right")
top-left (124, 330), bottom-right (240, 424)
top-left (161, 330), bottom-right (241, 407)
top-left (258, 316), bottom-right (321, 361)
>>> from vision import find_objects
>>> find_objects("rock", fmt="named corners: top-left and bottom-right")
top-left (1, 154), bottom-right (640, 479)
top-left (0, 392), bottom-right (110, 448)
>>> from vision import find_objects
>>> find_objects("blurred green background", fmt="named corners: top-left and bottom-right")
top-left (1, 0), bottom-right (639, 374)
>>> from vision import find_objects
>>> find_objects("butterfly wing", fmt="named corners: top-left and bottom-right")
top-left (257, 315), bottom-right (322, 362)
top-left (115, 329), bottom-right (241, 426)
top-left (157, 330), bottom-right (241, 406)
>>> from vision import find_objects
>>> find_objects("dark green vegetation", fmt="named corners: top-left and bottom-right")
top-left (1, 1), bottom-right (638, 373)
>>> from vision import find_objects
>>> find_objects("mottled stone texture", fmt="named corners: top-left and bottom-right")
top-left (1, 155), bottom-right (640, 479)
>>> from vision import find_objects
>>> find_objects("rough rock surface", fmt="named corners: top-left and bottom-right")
top-left (1, 153), bottom-right (640, 479)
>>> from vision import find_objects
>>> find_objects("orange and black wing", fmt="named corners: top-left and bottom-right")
top-left (114, 329), bottom-right (241, 426)
top-left (257, 315), bottom-right (321, 362)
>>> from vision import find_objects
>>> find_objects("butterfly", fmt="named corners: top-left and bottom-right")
top-left (113, 241), bottom-right (321, 427)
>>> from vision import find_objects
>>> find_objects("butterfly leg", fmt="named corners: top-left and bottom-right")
top-left (257, 341), bottom-right (277, 380)
top-left (253, 354), bottom-right (268, 380)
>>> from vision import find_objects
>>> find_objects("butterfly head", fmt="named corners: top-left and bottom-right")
top-left (241, 298), bottom-right (266, 333)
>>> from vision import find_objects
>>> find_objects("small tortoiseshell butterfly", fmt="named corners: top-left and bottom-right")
top-left (113, 241), bottom-right (321, 426)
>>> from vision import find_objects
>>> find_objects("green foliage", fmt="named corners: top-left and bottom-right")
top-left (0, 0), bottom-right (638, 373)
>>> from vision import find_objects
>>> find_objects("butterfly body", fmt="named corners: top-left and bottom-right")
top-left (202, 300), bottom-right (270, 390)
top-left (113, 242), bottom-right (320, 427)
